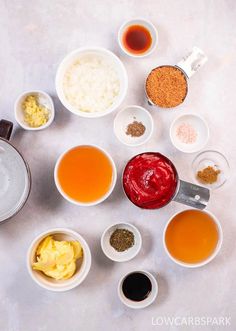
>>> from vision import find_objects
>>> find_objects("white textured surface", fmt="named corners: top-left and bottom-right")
top-left (0, 1), bottom-right (236, 330)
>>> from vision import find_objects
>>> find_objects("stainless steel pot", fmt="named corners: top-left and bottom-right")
top-left (0, 120), bottom-right (31, 223)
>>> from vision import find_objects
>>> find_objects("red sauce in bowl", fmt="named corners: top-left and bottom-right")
top-left (123, 153), bottom-right (178, 209)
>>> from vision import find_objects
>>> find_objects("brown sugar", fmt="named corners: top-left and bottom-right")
top-left (146, 66), bottom-right (187, 108)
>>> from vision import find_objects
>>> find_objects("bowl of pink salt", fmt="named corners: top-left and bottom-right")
top-left (170, 113), bottom-right (209, 153)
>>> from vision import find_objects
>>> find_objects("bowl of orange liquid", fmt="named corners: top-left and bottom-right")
top-left (54, 145), bottom-right (117, 206)
top-left (163, 209), bottom-right (223, 268)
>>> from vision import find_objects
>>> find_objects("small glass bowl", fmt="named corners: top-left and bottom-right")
top-left (192, 150), bottom-right (230, 189)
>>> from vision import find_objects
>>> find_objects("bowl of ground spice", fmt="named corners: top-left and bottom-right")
top-left (114, 105), bottom-right (153, 146)
top-left (192, 150), bottom-right (230, 189)
top-left (101, 222), bottom-right (142, 262)
top-left (145, 47), bottom-right (208, 108)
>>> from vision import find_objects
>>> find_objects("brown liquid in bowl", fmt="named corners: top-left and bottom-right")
top-left (165, 210), bottom-right (219, 264)
top-left (122, 25), bottom-right (152, 55)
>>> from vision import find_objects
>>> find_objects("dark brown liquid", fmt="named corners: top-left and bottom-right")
top-left (122, 25), bottom-right (152, 54)
top-left (122, 272), bottom-right (152, 302)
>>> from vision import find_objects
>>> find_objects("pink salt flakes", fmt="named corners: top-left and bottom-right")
top-left (176, 122), bottom-right (197, 144)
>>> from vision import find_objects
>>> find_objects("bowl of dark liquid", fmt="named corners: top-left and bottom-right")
top-left (118, 18), bottom-right (158, 58)
top-left (118, 270), bottom-right (158, 309)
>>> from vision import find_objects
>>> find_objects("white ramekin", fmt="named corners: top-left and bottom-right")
top-left (101, 222), bottom-right (142, 262)
top-left (118, 18), bottom-right (158, 58)
top-left (27, 228), bottom-right (91, 292)
top-left (55, 47), bottom-right (128, 118)
top-left (169, 113), bottom-right (209, 153)
top-left (163, 209), bottom-right (223, 268)
top-left (14, 90), bottom-right (55, 131)
top-left (113, 105), bottom-right (154, 146)
top-left (54, 145), bottom-right (117, 206)
top-left (118, 270), bottom-right (158, 309)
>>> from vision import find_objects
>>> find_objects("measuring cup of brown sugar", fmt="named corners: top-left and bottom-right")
top-left (145, 47), bottom-right (208, 108)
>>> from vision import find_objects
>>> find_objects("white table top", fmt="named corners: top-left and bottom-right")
top-left (0, 1), bottom-right (235, 330)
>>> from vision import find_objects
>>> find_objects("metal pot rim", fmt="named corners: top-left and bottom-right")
top-left (0, 138), bottom-right (31, 223)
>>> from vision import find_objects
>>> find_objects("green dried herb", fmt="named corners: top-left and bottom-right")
top-left (110, 228), bottom-right (135, 252)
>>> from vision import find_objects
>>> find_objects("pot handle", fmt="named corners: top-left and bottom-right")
top-left (176, 47), bottom-right (208, 79)
top-left (173, 180), bottom-right (210, 210)
top-left (0, 120), bottom-right (13, 141)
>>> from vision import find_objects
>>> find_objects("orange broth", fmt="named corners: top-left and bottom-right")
top-left (165, 210), bottom-right (219, 264)
top-left (57, 146), bottom-right (113, 203)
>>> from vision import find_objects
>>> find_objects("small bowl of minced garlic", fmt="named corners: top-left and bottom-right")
top-left (14, 90), bottom-right (55, 130)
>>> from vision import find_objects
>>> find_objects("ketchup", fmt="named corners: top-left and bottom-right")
top-left (123, 153), bottom-right (178, 209)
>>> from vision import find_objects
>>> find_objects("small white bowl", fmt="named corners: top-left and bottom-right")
top-left (163, 209), bottom-right (223, 268)
top-left (54, 145), bottom-right (117, 207)
top-left (101, 222), bottom-right (142, 262)
top-left (14, 90), bottom-right (55, 130)
top-left (27, 228), bottom-right (91, 292)
top-left (118, 270), bottom-right (158, 309)
top-left (170, 113), bottom-right (209, 153)
top-left (118, 18), bottom-right (158, 58)
top-left (114, 105), bottom-right (153, 146)
top-left (55, 47), bottom-right (128, 118)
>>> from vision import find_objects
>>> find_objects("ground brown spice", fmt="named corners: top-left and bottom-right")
top-left (197, 166), bottom-right (221, 184)
top-left (126, 120), bottom-right (146, 137)
top-left (110, 228), bottom-right (135, 252)
top-left (146, 66), bottom-right (187, 108)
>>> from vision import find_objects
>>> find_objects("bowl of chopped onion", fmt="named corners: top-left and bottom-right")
top-left (55, 47), bottom-right (128, 118)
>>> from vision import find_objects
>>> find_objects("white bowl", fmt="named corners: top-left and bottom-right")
top-left (14, 90), bottom-right (55, 130)
top-left (55, 47), bottom-right (128, 118)
top-left (118, 18), bottom-right (158, 58)
top-left (114, 105), bottom-right (153, 146)
top-left (118, 270), bottom-right (158, 309)
top-left (54, 145), bottom-right (117, 206)
top-left (163, 209), bottom-right (223, 268)
top-left (101, 222), bottom-right (142, 262)
top-left (27, 228), bottom-right (91, 292)
top-left (170, 113), bottom-right (209, 153)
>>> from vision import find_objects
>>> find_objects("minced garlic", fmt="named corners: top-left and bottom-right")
top-left (22, 95), bottom-right (49, 127)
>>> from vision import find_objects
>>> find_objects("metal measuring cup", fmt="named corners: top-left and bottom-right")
top-left (145, 47), bottom-right (208, 107)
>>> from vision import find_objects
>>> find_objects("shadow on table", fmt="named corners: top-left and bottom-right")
top-left (50, 94), bottom-right (73, 130)
top-left (102, 175), bottom-right (124, 207)
top-left (153, 272), bottom-right (169, 307)
top-left (77, 232), bottom-right (116, 290)
top-left (31, 157), bottom-right (64, 213)
top-left (136, 224), bottom-right (154, 258)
